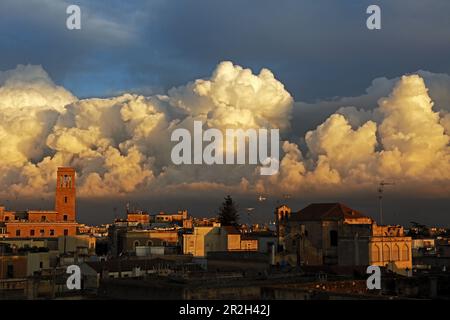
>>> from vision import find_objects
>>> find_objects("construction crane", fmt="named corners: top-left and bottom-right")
top-left (378, 180), bottom-right (395, 225)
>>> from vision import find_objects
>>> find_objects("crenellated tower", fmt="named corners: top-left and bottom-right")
top-left (55, 167), bottom-right (76, 222)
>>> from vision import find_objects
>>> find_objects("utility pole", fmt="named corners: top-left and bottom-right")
top-left (378, 181), bottom-right (395, 225)
top-left (378, 181), bottom-right (395, 267)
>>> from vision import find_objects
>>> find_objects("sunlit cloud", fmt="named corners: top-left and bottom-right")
top-left (0, 62), bottom-right (449, 201)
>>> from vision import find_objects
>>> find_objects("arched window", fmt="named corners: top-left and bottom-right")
top-left (383, 244), bottom-right (390, 261)
top-left (330, 230), bottom-right (338, 247)
top-left (392, 244), bottom-right (400, 261)
top-left (134, 240), bottom-right (140, 248)
top-left (402, 244), bottom-right (409, 261)
top-left (372, 244), bottom-right (380, 262)
top-left (147, 240), bottom-right (153, 246)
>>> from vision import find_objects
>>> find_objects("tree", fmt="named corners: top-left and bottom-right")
top-left (218, 195), bottom-right (239, 226)
top-left (409, 221), bottom-right (430, 238)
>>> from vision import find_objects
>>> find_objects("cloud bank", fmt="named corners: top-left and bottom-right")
top-left (0, 62), bottom-right (449, 201)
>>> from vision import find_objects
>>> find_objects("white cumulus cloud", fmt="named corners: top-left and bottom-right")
top-left (0, 62), bottom-right (449, 201)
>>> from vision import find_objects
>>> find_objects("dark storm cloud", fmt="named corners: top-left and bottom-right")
top-left (1, 0), bottom-right (450, 100)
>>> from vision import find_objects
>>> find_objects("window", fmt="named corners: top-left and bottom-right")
top-left (30, 230), bottom-right (35, 236)
top-left (134, 241), bottom-right (140, 248)
top-left (39, 262), bottom-right (43, 269)
top-left (63, 215), bottom-right (68, 221)
top-left (64, 196), bottom-right (68, 203)
top-left (330, 230), bottom-right (338, 247)
top-left (372, 244), bottom-right (380, 262)
top-left (40, 230), bottom-right (45, 236)
top-left (147, 240), bottom-right (153, 246)
top-left (4, 216), bottom-right (9, 221)
top-left (63, 229), bottom-right (69, 236)
top-left (62, 175), bottom-right (72, 188)
top-left (402, 244), bottom-right (409, 261)
top-left (41, 216), bottom-right (46, 222)
top-left (7, 265), bottom-right (14, 278)
top-left (383, 244), bottom-right (391, 261)
top-left (15, 230), bottom-right (20, 237)
top-left (50, 229), bottom-right (55, 236)
top-left (392, 244), bottom-right (400, 261)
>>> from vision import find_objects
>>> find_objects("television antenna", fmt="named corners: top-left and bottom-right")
top-left (378, 180), bottom-right (395, 225)
top-left (245, 207), bottom-right (255, 227)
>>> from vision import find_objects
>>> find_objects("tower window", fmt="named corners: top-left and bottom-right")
top-left (62, 175), bottom-right (72, 188)
top-left (64, 196), bottom-right (68, 203)
top-left (63, 215), bottom-right (68, 221)
top-left (330, 230), bottom-right (338, 247)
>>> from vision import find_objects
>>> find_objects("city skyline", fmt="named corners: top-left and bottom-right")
top-left (1, 1), bottom-right (450, 303)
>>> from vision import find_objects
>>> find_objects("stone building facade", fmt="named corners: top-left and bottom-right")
top-left (183, 223), bottom-right (258, 257)
top-left (276, 203), bottom-right (412, 272)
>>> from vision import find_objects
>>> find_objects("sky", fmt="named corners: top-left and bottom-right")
top-left (0, 0), bottom-right (449, 226)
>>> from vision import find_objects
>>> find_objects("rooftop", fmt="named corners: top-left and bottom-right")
top-left (85, 258), bottom-right (194, 273)
top-left (291, 203), bottom-right (370, 222)
top-left (222, 226), bottom-right (241, 234)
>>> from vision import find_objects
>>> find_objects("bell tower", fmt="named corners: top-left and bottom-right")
top-left (55, 167), bottom-right (76, 222)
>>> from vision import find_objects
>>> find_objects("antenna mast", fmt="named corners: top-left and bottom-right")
top-left (378, 180), bottom-right (395, 225)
